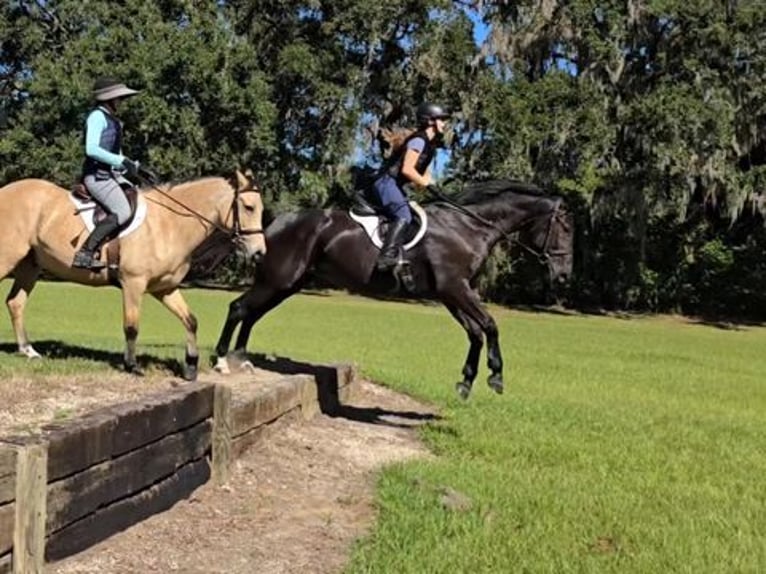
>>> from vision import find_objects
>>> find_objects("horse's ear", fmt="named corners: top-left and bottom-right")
top-left (231, 168), bottom-right (258, 191)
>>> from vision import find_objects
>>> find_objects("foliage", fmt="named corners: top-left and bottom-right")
top-left (1, 0), bottom-right (765, 317)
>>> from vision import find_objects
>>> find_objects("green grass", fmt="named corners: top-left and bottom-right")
top-left (1, 281), bottom-right (765, 572)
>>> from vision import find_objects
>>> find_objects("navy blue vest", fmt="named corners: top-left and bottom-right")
top-left (385, 130), bottom-right (435, 187)
top-left (82, 107), bottom-right (123, 178)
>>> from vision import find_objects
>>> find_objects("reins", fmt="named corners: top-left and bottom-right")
top-left (428, 186), bottom-right (561, 263)
top-left (136, 173), bottom-right (264, 242)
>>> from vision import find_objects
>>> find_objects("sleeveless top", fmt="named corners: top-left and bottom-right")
top-left (384, 130), bottom-right (435, 187)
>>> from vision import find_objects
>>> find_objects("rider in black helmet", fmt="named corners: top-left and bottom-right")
top-left (372, 102), bottom-right (451, 271)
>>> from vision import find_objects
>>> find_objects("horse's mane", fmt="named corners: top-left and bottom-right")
top-left (453, 179), bottom-right (545, 205)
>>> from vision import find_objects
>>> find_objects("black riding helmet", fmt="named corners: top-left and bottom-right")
top-left (416, 102), bottom-right (451, 125)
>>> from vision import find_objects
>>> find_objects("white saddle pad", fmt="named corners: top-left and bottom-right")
top-left (68, 193), bottom-right (148, 238)
top-left (349, 201), bottom-right (428, 250)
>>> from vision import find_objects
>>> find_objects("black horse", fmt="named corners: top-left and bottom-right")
top-left (214, 179), bottom-right (574, 399)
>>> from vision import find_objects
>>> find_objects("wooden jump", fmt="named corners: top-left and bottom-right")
top-left (0, 361), bottom-right (358, 574)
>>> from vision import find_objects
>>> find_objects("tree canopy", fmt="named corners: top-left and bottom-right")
top-left (2, 0), bottom-right (765, 317)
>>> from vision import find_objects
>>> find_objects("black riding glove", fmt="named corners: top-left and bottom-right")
top-left (122, 158), bottom-right (140, 178)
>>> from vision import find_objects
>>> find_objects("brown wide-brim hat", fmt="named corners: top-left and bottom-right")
top-left (93, 78), bottom-right (140, 102)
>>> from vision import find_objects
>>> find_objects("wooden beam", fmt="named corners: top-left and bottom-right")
top-left (212, 384), bottom-right (232, 486)
top-left (46, 458), bottom-right (209, 561)
top-left (0, 446), bottom-right (16, 505)
top-left (46, 420), bottom-right (210, 534)
top-left (13, 441), bottom-right (47, 574)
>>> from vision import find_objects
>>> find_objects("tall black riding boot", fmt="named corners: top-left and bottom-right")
top-left (72, 214), bottom-right (120, 270)
top-left (376, 218), bottom-right (409, 271)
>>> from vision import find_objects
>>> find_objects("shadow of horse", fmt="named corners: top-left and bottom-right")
top-left (222, 351), bottom-right (441, 428)
top-left (0, 340), bottom-right (184, 377)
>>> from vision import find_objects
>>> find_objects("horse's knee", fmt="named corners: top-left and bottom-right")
top-left (228, 297), bottom-right (250, 322)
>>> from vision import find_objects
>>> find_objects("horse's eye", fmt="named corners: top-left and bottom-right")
top-left (244, 205), bottom-right (255, 213)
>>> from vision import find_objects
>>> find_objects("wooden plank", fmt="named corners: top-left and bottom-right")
top-left (300, 377), bottom-right (320, 420)
top-left (231, 377), bottom-right (305, 437)
top-left (46, 420), bottom-right (210, 535)
top-left (109, 383), bottom-right (214, 456)
top-left (13, 442), bottom-right (48, 574)
top-left (46, 458), bottom-right (210, 561)
top-left (212, 385), bottom-right (232, 486)
top-left (230, 408), bottom-right (302, 459)
top-left (0, 446), bottom-right (16, 505)
top-left (44, 383), bottom-right (214, 481)
top-left (0, 504), bottom-right (13, 555)
top-left (43, 413), bottom-right (117, 482)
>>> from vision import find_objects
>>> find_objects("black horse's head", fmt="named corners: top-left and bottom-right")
top-left (522, 198), bottom-right (574, 287)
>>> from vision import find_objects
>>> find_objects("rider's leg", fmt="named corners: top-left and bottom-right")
top-left (373, 176), bottom-right (412, 271)
top-left (73, 175), bottom-right (132, 270)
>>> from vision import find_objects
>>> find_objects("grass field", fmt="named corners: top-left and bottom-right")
top-left (1, 281), bottom-right (765, 572)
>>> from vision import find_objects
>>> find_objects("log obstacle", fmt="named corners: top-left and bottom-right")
top-left (0, 361), bottom-right (358, 573)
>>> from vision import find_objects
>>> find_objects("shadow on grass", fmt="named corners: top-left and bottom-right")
top-left (227, 351), bottom-right (441, 429)
top-left (0, 340), bottom-right (184, 377)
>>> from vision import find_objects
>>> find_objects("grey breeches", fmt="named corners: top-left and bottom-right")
top-left (83, 174), bottom-right (133, 225)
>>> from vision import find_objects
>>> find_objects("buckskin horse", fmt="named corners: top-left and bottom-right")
top-left (0, 170), bottom-right (266, 380)
top-left (214, 179), bottom-right (573, 398)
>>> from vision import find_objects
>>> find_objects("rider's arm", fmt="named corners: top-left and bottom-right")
top-left (400, 137), bottom-right (432, 187)
top-left (85, 110), bottom-right (125, 168)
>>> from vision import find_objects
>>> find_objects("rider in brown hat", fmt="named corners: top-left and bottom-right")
top-left (72, 77), bottom-right (142, 270)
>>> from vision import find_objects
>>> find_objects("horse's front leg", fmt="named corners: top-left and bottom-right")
top-left (6, 255), bottom-right (42, 359)
top-left (214, 284), bottom-right (296, 374)
top-left (213, 293), bottom-right (249, 374)
top-left (445, 303), bottom-right (484, 400)
top-left (152, 288), bottom-right (199, 381)
top-left (446, 280), bottom-right (504, 396)
top-left (122, 281), bottom-right (146, 376)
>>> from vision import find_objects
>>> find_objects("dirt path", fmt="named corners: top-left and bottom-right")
top-left (48, 381), bottom-right (437, 574)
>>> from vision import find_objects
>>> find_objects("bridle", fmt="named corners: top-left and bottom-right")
top-left (430, 187), bottom-right (567, 265)
top-left (139, 175), bottom-right (264, 243)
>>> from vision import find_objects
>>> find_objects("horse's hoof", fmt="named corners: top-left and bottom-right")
top-left (213, 356), bottom-right (231, 375)
top-left (488, 374), bottom-right (504, 395)
top-left (455, 382), bottom-right (472, 400)
top-left (183, 365), bottom-right (198, 382)
top-left (125, 363), bottom-right (144, 377)
top-left (19, 345), bottom-right (42, 359)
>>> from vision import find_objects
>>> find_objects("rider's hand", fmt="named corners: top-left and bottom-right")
top-left (122, 158), bottom-right (140, 178)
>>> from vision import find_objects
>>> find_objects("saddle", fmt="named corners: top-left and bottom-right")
top-left (71, 182), bottom-right (140, 282)
top-left (71, 182), bottom-right (139, 227)
top-left (349, 191), bottom-right (428, 250)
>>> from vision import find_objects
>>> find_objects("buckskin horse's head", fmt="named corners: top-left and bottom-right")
top-left (227, 169), bottom-right (267, 260)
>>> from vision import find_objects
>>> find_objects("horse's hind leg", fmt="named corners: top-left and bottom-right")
top-left (5, 255), bottom-right (42, 358)
top-left (445, 303), bottom-right (484, 400)
top-left (444, 280), bottom-right (504, 396)
top-left (152, 288), bottom-right (200, 381)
